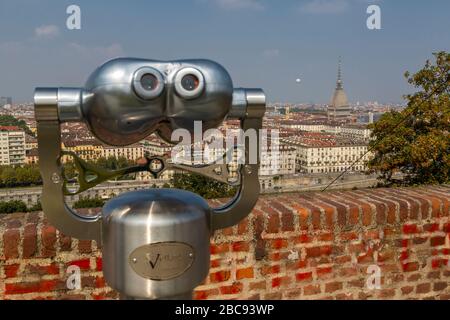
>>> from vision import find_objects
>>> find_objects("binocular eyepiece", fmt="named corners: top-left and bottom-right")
top-left (34, 57), bottom-right (266, 299)
top-left (43, 58), bottom-right (264, 146)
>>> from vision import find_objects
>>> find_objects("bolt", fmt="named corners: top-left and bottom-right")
top-left (51, 173), bottom-right (61, 184)
top-left (189, 253), bottom-right (194, 258)
top-left (245, 165), bottom-right (252, 175)
top-left (132, 258), bottom-right (137, 263)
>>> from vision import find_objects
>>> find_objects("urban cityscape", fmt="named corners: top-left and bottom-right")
top-left (0, 1), bottom-right (448, 304)
top-left (0, 60), bottom-right (403, 209)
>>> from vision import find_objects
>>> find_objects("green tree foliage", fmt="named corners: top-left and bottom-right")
top-left (0, 115), bottom-right (33, 136)
top-left (0, 164), bottom-right (42, 188)
top-left (28, 201), bottom-right (42, 212)
top-left (368, 51), bottom-right (450, 185)
top-left (171, 172), bottom-right (237, 199)
top-left (0, 200), bottom-right (28, 214)
top-left (73, 196), bottom-right (105, 209)
top-left (92, 156), bottom-right (135, 180)
top-left (0, 156), bottom-right (136, 189)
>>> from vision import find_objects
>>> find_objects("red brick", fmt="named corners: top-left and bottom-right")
top-left (271, 239), bottom-right (288, 249)
top-left (303, 284), bottom-right (321, 296)
top-left (423, 223), bottom-right (440, 233)
top-left (237, 220), bottom-right (248, 235)
top-left (193, 288), bottom-right (219, 300)
top-left (271, 276), bottom-right (290, 288)
top-left (220, 282), bottom-right (243, 295)
top-left (260, 264), bottom-right (280, 275)
top-left (26, 263), bottom-right (60, 276)
top-left (347, 279), bottom-right (365, 288)
top-left (401, 286), bottom-right (414, 295)
top-left (427, 271), bottom-right (440, 279)
top-left (5, 280), bottom-right (62, 295)
top-left (210, 243), bottom-right (229, 255)
top-left (348, 206), bottom-right (359, 225)
top-left (325, 281), bottom-right (343, 293)
top-left (317, 266), bottom-right (333, 277)
top-left (295, 271), bottom-right (312, 282)
top-left (23, 224), bottom-right (37, 258)
top-left (221, 226), bottom-right (234, 236)
top-left (264, 292), bottom-right (282, 299)
top-left (210, 270), bottom-right (231, 283)
top-left (4, 264), bottom-right (20, 278)
top-left (41, 225), bottom-right (57, 257)
top-left (236, 267), bottom-right (254, 280)
top-left (403, 224), bottom-right (419, 234)
top-left (402, 262), bottom-right (419, 272)
top-left (444, 223), bottom-right (450, 233)
top-left (335, 255), bottom-right (351, 264)
top-left (433, 282), bottom-right (447, 291)
top-left (430, 236), bottom-right (445, 246)
top-left (95, 276), bottom-right (106, 288)
top-left (361, 204), bottom-right (373, 226)
top-left (319, 232), bottom-right (333, 242)
top-left (416, 283), bottom-right (431, 294)
top-left (377, 289), bottom-right (396, 298)
top-left (306, 245), bottom-right (332, 258)
top-left (296, 234), bottom-right (311, 243)
top-left (3, 228), bottom-right (20, 259)
top-left (59, 233), bottom-right (72, 251)
top-left (339, 267), bottom-right (358, 278)
top-left (78, 240), bottom-right (92, 254)
top-left (68, 258), bottom-right (91, 270)
top-left (266, 207), bottom-right (280, 233)
top-left (96, 257), bottom-right (103, 271)
top-left (231, 241), bottom-right (249, 252)
top-left (340, 231), bottom-right (358, 241)
top-left (431, 258), bottom-right (448, 269)
top-left (249, 281), bottom-right (266, 291)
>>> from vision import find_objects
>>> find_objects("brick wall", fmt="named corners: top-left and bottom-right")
top-left (0, 185), bottom-right (449, 300)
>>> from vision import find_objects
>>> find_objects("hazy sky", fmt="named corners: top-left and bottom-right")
top-left (0, 0), bottom-right (449, 104)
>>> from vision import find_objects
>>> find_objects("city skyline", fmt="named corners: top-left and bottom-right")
top-left (0, 0), bottom-right (449, 104)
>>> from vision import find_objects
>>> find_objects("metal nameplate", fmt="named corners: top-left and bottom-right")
top-left (129, 242), bottom-right (195, 281)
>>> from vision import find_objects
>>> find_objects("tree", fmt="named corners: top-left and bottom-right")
top-left (171, 172), bottom-right (237, 199)
top-left (0, 115), bottom-right (34, 136)
top-left (28, 201), bottom-right (42, 212)
top-left (0, 200), bottom-right (28, 214)
top-left (368, 51), bottom-right (450, 185)
top-left (73, 197), bottom-right (105, 209)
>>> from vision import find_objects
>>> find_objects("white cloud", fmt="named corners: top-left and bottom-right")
top-left (299, 0), bottom-right (349, 14)
top-left (34, 25), bottom-right (60, 38)
top-left (299, 0), bottom-right (382, 15)
top-left (67, 42), bottom-right (124, 59)
top-left (214, 0), bottom-right (264, 10)
top-left (262, 49), bottom-right (280, 58)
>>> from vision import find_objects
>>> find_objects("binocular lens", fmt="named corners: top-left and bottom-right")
top-left (181, 74), bottom-right (199, 91)
top-left (140, 74), bottom-right (159, 91)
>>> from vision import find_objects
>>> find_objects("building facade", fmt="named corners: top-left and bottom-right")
top-left (284, 136), bottom-right (371, 174)
top-left (0, 126), bottom-right (26, 165)
top-left (101, 144), bottom-right (144, 161)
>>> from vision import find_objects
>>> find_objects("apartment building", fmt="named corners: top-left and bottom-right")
top-left (141, 136), bottom-right (173, 156)
top-left (0, 126), bottom-right (26, 165)
top-left (101, 144), bottom-right (144, 161)
top-left (284, 135), bottom-right (371, 174)
top-left (62, 140), bottom-right (103, 162)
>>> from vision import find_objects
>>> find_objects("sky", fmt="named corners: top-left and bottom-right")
top-left (0, 0), bottom-right (449, 104)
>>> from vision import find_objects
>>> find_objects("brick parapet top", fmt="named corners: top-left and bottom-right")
top-left (0, 185), bottom-right (449, 238)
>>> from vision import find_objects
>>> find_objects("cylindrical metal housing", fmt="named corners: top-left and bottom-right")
top-left (101, 189), bottom-right (211, 299)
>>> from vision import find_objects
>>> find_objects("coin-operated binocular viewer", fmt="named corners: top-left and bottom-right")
top-left (34, 58), bottom-right (265, 299)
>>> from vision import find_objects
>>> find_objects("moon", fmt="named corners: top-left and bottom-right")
top-left (296, 78), bottom-right (301, 83)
